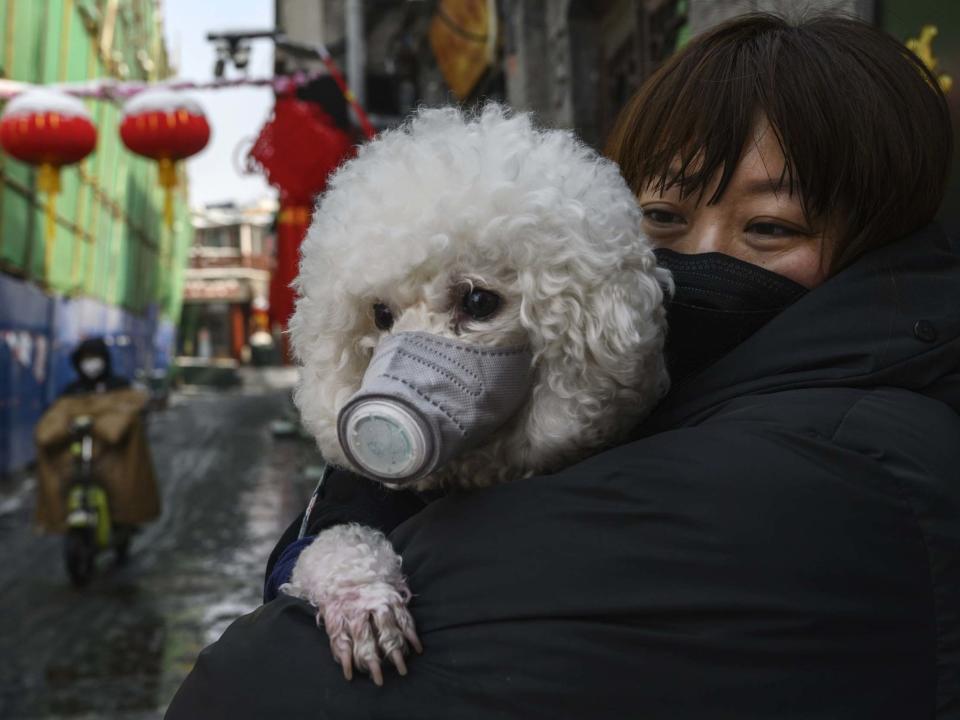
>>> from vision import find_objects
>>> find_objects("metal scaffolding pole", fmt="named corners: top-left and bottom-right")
top-left (346, 0), bottom-right (366, 107)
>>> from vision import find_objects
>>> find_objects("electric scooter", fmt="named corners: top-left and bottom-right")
top-left (63, 415), bottom-right (132, 587)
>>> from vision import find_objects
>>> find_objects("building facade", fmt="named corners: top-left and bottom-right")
top-left (177, 199), bottom-right (276, 366)
top-left (0, 0), bottom-right (192, 476)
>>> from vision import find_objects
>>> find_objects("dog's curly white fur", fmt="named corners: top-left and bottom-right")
top-left (284, 105), bottom-right (669, 683)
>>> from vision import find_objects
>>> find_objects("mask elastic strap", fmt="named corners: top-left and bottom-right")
top-left (297, 463), bottom-right (334, 539)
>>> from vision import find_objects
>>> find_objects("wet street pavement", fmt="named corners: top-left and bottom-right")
top-left (0, 369), bottom-right (320, 719)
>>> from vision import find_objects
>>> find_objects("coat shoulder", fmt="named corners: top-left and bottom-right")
top-left (699, 385), bottom-right (960, 475)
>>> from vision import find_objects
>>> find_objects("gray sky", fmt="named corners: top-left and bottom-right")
top-left (161, 0), bottom-right (277, 208)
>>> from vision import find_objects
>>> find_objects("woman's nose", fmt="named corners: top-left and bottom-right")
top-left (669, 222), bottom-right (724, 255)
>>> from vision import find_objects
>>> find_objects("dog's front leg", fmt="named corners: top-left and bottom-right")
top-left (281, 523), bottom-right (422, 685)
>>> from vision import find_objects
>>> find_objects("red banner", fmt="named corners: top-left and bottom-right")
top-left (269, 204), bottom-right (312, 363)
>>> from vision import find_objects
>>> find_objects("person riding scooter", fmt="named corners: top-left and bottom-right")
top-left (34, 337), bottom-right (161, 584)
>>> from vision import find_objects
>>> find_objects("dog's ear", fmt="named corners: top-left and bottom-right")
top-left (515, 251), bottom-right (668, 457)
top-left (581, 266), bottom-right (668, 393)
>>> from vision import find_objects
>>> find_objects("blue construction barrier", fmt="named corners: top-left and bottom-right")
top-left (0, 273), bottom-right (175, 477)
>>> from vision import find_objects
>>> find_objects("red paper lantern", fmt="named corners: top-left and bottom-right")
top-left (0, 88), bottom-right (97, 246)
top-left (120, 89), bottom-right (210, 227)
top-left (251, 96), bottom-right (355, 362)
top-left (248, 95), bottom-right (354, 206)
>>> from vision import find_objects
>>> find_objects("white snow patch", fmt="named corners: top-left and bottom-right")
top-left (0, 476), bottom-right (34, 517)
top-left (2, 88), bottom-right (91, 120)
top-left (123, 88), bottom-right (205, 118)
top-left (0, 493), bottom-right (24, 516)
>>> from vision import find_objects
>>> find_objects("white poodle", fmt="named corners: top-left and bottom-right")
top-left (283, 104), bottom-right (669, 684)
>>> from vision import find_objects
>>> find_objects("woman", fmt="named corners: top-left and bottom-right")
top-left (167, 14), bottom-right (959, 719)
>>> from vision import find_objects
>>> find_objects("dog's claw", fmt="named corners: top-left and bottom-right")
top-left (390, 649), bottom-right (408, 676)
top-left (368, 658), bottom-right (384, 687)
top-left (398, 616), bottom-right (423, 653)
top-left (338, 649), bottom-right (354, 681)
top-left (409, 630), bottom-right (423, 654)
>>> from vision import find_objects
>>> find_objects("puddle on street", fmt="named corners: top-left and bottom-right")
top-left (0, 387), bottom-right (318, 719)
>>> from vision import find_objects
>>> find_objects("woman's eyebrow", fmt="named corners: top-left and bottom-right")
top-left (741, 176), bottom-right (794, 197)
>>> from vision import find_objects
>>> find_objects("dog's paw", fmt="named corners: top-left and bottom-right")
top-left (320, 581), bottom-right (423, 685)
top-left (282, 523), bottom-right (422, 685)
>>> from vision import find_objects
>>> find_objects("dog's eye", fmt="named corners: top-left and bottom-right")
top-left (373, 303), bottom-right (394, 330)
top-left (461, 288), bottom-right (500, 320)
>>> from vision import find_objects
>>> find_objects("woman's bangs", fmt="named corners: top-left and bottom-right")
top-left (622, 44), bottom-right (763, 205)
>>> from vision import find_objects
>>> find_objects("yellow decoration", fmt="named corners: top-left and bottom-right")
top-left (907, 25), bottom-right (953, 94)
top-left (37, 163), bottom-right (61, 270)
top-left (279, 206), bottom-right (311, 225)
top-left (158, 157), bottom-right (177, 229)
top-left (429, 0), bottom-right (496, 100)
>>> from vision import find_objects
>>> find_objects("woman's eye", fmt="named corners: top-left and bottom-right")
top-left (373, 302), bottom-right (394, 330)
top-left (643, 209), bottom-right (685, 226)
top-left (461, 288), bottom-right (501, 320)
top-left (747, 222), bottom-right (796, 237)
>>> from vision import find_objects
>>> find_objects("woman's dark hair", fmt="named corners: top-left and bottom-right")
top-left (605, 13), bottom-right (953, 271)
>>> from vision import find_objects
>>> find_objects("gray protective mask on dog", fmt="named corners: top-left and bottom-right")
top-left (337, 332), bottom-right (533, 484)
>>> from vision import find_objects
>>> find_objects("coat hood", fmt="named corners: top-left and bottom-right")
top-left (70, 337), bottom-right (113, 379)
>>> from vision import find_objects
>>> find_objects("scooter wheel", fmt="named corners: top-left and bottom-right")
top-left (65, 528), bottom-right (96, 588)
top-left (113, 525), bottom-right (133, 566)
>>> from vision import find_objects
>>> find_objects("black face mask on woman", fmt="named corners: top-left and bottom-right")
top-left (654, 249), bottom-right (809, 386)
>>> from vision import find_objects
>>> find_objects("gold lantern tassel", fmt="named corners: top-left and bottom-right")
top-left (37, 163), bottom-right (61, 272)
top-left (158, 157), bottom-right (178, 229)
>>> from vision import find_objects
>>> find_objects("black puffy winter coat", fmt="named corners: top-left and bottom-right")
top-left (167, 224), bottom-right (960, 719)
